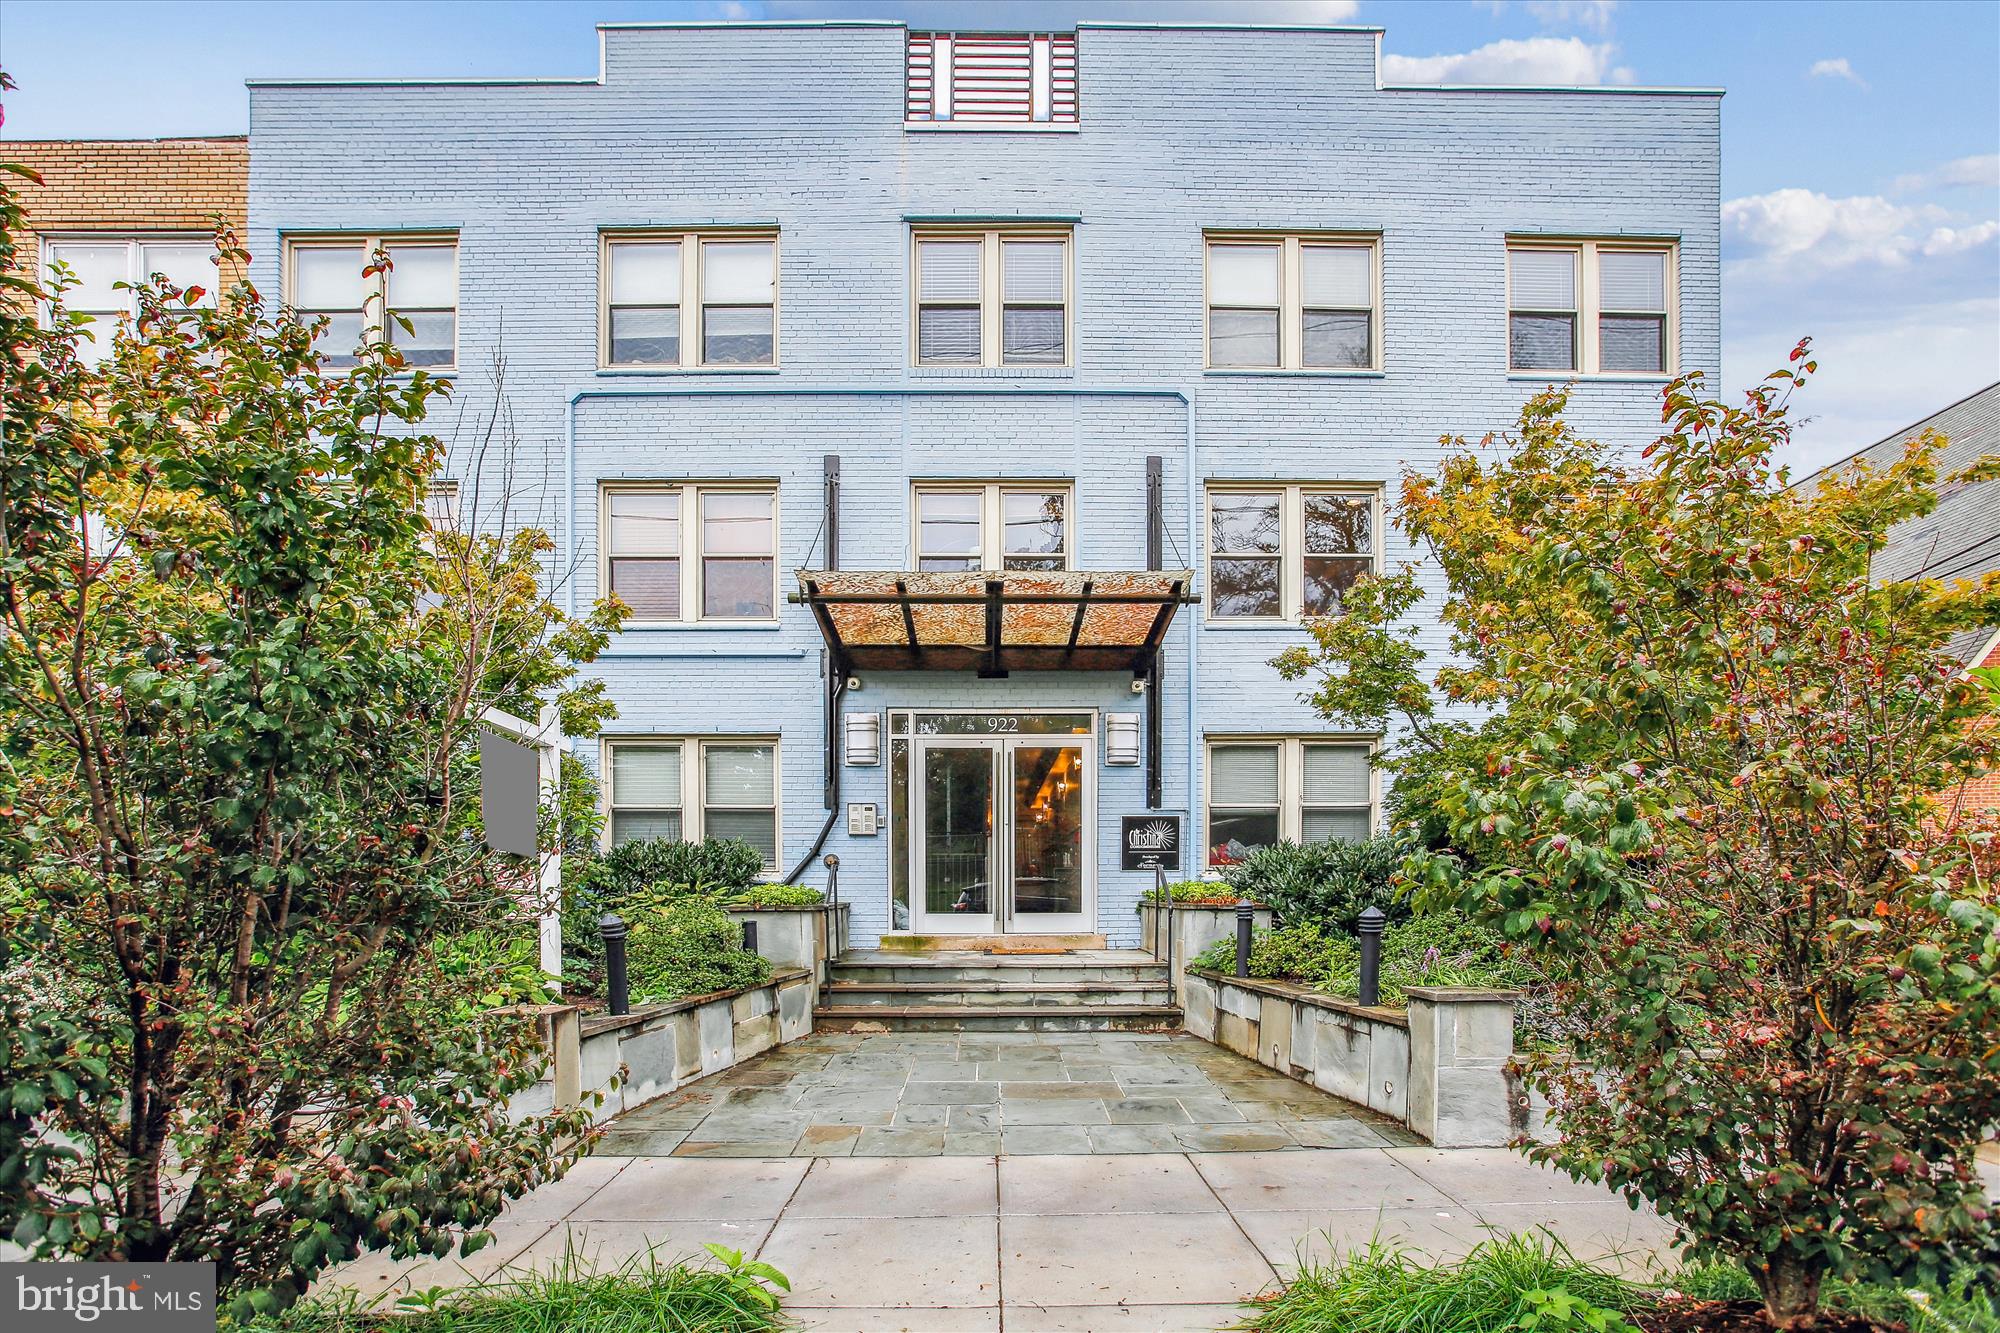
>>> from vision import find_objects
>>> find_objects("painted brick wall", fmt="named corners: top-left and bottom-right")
top-left (246, 22), bottom-right (1722, 945)
top-left (7, 137), bottom-right (249, 286)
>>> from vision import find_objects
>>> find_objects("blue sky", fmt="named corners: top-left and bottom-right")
top-left (2, 0), bottom-right (1995, 471)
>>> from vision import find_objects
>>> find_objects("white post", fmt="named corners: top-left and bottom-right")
top-left (480, 703), bottom-right (566, 993)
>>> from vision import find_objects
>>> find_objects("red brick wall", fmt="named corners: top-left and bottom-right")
top-left (1952, 632), bottom-right (2000, 815)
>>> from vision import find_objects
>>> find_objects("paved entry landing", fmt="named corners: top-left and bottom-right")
top-left (598, 1031), bottom-right (1420, 1157)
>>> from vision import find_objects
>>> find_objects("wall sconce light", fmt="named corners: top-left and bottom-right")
top-left (844, 711), bottom-right (882, 766)
top-left (1105, 712), bottom-right (1141, 766)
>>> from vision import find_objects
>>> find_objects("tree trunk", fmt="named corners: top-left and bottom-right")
top-left (1754, 1256), bottom-right (1826, 1328)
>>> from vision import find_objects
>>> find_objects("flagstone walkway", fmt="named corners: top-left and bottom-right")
top-left (597, 1030), bottom-right (1420, 1157)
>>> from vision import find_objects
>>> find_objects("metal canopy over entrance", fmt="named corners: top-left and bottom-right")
top-left (792, 569), bottom-right (1196, 676)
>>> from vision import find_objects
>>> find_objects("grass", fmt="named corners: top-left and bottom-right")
top-left (1236, 1230), bottom-right (2000, 1333)
top-left (248, 1243), bottom-right (790, 1332)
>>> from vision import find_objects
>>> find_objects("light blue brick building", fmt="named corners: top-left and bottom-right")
top-left (245, 20), bottom-right (1721, 950)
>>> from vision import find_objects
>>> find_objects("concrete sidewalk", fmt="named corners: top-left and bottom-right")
top-left (325, 1148), bottom-right (1676, 1332)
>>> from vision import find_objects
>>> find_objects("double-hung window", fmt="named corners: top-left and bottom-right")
top-left (913, 228), bottom-right (1070, 367)
top-left (915, 483), bottom-right (1070, 571)
top-left (1507, 240), bottom-right (1675, 375)
top-left (287, 235), bottom-right (457, 371)
top-left (604, 738), bottom-right (781, 867)
top-left (41, 237), bottom-right (213, 365)
top-left (602, 232), bottom-right (778, 368)
top-left (1205, 234), bottom-right (1379, 371)
top-left (603, 483), bottom-right (778, 623)
top-left (1207, 484), bottom-right (1375, 622)
top-left (1205, 738), bottom-right (1375, 867)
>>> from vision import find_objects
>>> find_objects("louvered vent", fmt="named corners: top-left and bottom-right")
top-left (907, 32), bottom-right (1079, 124)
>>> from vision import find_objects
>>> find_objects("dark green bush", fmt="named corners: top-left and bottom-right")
top-left (1220, 834), bottom-right (1411, 930)
top-left (627, 899), bottom-right (770, 1002)
top-left (560, 837), bottom-right (766, 989)
top-left (1190, 920), bottom-right (1345, 982)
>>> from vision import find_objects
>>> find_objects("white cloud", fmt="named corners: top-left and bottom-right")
top-left (1924, 221), bottom-right (2000, 256)
top-left (1722, 187), bottom-right (1958, 271)
top-left (1524, 0), bottom-right (1619, 32)
top-left (1807, 57), bottom-right (1868, 90)
top-left (1382, 36), bottom-right (1622, 86)
top-left (1893, 154), bottom-right (2000, 194)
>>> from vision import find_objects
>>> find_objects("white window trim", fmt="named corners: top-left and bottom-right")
top-left (1204, 483), bottom-right (1381, 625)
top-left (599, 480), bottom-right (781, 628)
top-left (1203, 231), bottom-right (1383, 373)
top-left (1203, 736), bottom-right (1380, 870)
top-left (599, 736), bottom-right (783, 871)
top-left (1506, 237), bottom-right (1678, 378)
top-left (598, 229), bottom-right (781, 371)
top-left (911, 480), bottom-right (1075, 571)
top-left (39, 233), bottom-right (215, 323)
top-left (910, 226), bottom-right (1074, 368)
top-left (284, 232), bottom-right (460, 373)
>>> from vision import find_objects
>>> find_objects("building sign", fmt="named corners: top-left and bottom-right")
top-left (1120, 815), bottom-right (1181, 872)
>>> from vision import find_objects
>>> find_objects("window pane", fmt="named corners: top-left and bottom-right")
top-left (1211, 559), bottom-right (1281, 617)
top-left (1211, 491), bottom-right (1280, 553)
top-left (919, 240), bottom-right (982, 301)
top-left (1302, 557), bottom-right (1369, 616)
top-left (1509, 248), bottom-right (1576, 311)
top-left (609, 557), bottom-right (681, 618)
top-left (1211, 744), bottom-right (1281, 803)
top-left (1598, 250), bottom-right (1666, 312)
top-left (701, 491), bottom-right (773, 556)
top-left (1208, 308), bottom-right (1279, 367)
top-left (1599, 314), bottom-right (1665, 373)
top-left (702, 306), bottom-right (774, 364)
top-left (48, 243), bottom-right (129, 310)
top-left (705, 809), bottom-right (777, 864)
top-left (703, 558), bottom-right (775, 618)
top-left (1209, 809), bottom-right (1279, 867)
top-left (391, 310), bottom-right (455, 366)
top-left (702, 240), bottom-right (775, 303)
top-left (386, 244), bottom-right (456, 309)
top-left (920, 556), bottom-right (980, 572)
top-left (425, 483), bottom-right (460, 531)
top-left (609, 306), bottom-right (679, 364)
top-left (1301, 244), bottom-right (1370, 308)
top-left (1509, 313), bottom-right (1576, 371)
top-left (1003, 491), bottom-right (1064, 556)
top-left (614, 745), bottom-right (684, 807)
top-left (610, 240), bottom-right (681, 304)
top-left (293, 245), bottom-right (367, 310)
top-left (1001, 306), bottom-right (1064, 363)
top-left (1302, 807), bottom-right (1372, 844)
top-left (1002, 240), bottom-right (1065, 302)
top-left (612, 810), bottom-right (684, 845)
top-left (609, 490), bottom-right (679, 555)
top-left (1303, 744), bottom-right (1370, 805)
top-left (706, 744), bottom-right (775, 805)
top-left (1304, 493), bottom-right (1369, 554)
top-left (1208, 243), bottom-right (1280, 306)
top-left (313, 311), bottom-right (366, 368)
top-left (918, 305), bottom-right (981, 363)
top-left (138, 244), bottom-right (212, 299)
top-left (919, 491), bottom-right (982, 556)
top-left (1302, 310), bottom-right (1370, 368)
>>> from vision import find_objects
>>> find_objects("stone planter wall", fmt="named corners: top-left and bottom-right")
top-left (1137, 902), bottom-right (1274, 1006)
top-left (1183, 968), bottom-right (1523, 1147)
top-left (727, 902), bottom-right (848, 997)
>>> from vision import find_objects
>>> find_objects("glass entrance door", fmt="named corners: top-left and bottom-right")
top-left (909, 721), bottom-right (1095, 935)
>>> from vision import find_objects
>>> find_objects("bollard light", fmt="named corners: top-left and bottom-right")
top-left (1356, 906), bottom-right (1386, 1007)
top-left (599, 912), bottom-right (630, 1017)
top-left (1235, 902), bottom-right (1255, 978)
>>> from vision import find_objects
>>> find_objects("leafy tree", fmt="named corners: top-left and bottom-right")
top-left (0, 149), bottom-right (619, 1319)
top-left (1274, 353), bottom-right (2000, 1326)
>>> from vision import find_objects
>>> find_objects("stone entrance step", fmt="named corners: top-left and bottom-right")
top-left (818, 948), bottom-right (1180, 1033)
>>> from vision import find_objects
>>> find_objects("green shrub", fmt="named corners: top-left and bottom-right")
top-left (428, 929), bottom-right (555, 1020)
top-left (723, 883), bottom-right (824, 908)
top-left (560, 838), bottom-right (766, 988)
top-left (1221, 835), bottom-right (1411, 931)
top-left (1138, 879), bottom-right (1247, 907)
top-left (1191, 921), bottom-right (1346, 982)
top-left (1323, 913), bottom-right (1538, 1007)
top-left (627, 899), bottom-right (770, 1002)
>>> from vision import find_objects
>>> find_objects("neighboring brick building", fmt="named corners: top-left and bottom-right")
top-left (6, 136), bottom-right (248, 345)
top-left (245, 20), bottom-right (1723, 947)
